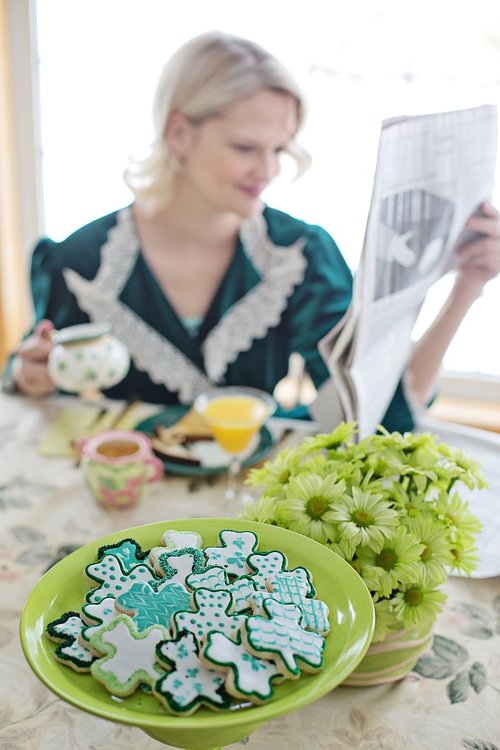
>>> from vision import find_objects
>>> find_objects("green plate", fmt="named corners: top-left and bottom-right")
top-left (136, 406), bottom-right (275, 476)
top-left (20, 519), bottom-right (375, 750)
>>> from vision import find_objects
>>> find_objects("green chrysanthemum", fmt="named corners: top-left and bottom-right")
top-left (245, 446), bottom-right (301, 493)
top-left (276, 473), bottom-right (346, 543)
top-left (405, 516), bottom-right (452, 586)
top-left (324, 486), bottom-right (399, 552)
top-left (392, 583), bottom-right (447, 630)
top-left (372, 598), bottom-right (402, 643)
top-left (356, 526), bottom-right (424, 597)
top-left (295, 422), bottom-right (357, 457)
top-left (434, 492), bottom-right (483, 543)
top-left (240, 421), bottom-right (485, 636)
top-left (240, 494), bottom-right (277, 524)
top-left (449, 540), bottom-right (480, 576)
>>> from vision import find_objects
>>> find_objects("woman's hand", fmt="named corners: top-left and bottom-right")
top-left (13, 319), bottom-right (57, 397)
top-left (455, 202), bottom-right (500, 293)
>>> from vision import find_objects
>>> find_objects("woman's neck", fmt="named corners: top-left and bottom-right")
top-left (134, 191), bottom-right (241, 253)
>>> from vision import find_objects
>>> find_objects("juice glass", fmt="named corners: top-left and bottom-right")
top-left (194, 386), bottom-right (276, 508)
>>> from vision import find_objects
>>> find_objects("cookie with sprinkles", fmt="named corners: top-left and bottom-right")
top-left (46, 611), bottom-right (95, 671)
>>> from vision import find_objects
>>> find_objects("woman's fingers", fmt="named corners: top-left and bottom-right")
top-left (13, 358), bottom-right (56, 397)
top-left (13, 319), bottom-right (56, 397)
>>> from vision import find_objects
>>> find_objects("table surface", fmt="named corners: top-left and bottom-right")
top-left (1, 392), bottom-right (499, 750)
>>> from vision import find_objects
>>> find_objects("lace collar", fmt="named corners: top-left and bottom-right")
top-left (63, 207), bottom-right (307, 403)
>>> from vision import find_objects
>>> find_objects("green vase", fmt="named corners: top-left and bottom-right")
top-left (343, 624), bottom-right (433, 686)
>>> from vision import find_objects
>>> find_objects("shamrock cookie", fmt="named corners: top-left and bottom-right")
top-left (85, 555), bottom-right (158, 603)
top-left (243, 598), bottom-right (325, 678)
top-left (204, 530), bottom-right (259, 577)
top-left (161, 529), bottom-right (203, 551)
top-left (246, 550), bottom-right (288, 590)
top-left (80, 596), bottom-right (121, 643)
top-left (172, 588), bottom-right (246, 643)
top-left (186, 566), bottom-right (257, 613)
top-left (259, 569), bottom-right (330, 635)
top-left (96, 537), bottom-right (148, 572)
top-left (154, 631), bottom-right (230, 714)
top-left (153, 547), bottom-right (206, 583)
top-left (46, 611), bottom-right (95, 671)
top-left (202, 630), bottom-right (283, 704)
top-left (90, 615), bottom-right (168, 696)
top-left (115, 579), bottom-right (191, 630)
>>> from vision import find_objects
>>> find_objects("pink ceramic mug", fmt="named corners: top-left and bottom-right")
top-left (79, 430), bottom-right (163, 509)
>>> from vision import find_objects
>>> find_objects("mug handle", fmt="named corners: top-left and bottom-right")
top-left (145, 455), bottom-right (164, 483)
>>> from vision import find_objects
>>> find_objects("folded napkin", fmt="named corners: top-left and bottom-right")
top-left (37, 401), bottom-right (157, 458)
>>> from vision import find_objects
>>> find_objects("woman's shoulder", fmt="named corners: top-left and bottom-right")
top-left (263, 205), bottom-right (337, 248)
top-left (31, 208), bottom-right (124, 276)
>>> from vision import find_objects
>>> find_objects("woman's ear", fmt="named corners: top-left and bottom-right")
top-left (164, 111), bottom-right (194, 161)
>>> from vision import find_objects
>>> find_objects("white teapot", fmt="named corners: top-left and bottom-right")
top-left (48, 323), bottom-right (130, 393)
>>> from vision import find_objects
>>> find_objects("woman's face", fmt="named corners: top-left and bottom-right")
top-left (172, 89), bottom-right (298, 218)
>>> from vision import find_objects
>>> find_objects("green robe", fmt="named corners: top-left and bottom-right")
top-left (22, 204), bottom-right (413, 430)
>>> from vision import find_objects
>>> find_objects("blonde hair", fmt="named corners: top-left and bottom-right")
top-left (124, 30), bottom-right (311, 214)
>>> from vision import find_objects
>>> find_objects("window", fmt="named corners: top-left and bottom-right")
top-left (32, 0), bottom-right (500, 379)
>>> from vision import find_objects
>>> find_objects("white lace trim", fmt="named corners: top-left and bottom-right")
top-left (63, 207), bottom-right (307, 401)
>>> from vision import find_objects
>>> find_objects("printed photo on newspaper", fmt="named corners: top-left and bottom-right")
top-left (311, 104), bottom-right (498, 438)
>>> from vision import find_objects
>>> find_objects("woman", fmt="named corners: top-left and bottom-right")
top-left (6, 31), bottom-right (500, 431)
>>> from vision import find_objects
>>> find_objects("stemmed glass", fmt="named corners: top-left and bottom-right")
top-left (194, 386), bottom-right (276, 509)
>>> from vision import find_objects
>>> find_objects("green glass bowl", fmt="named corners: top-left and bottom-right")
top-left (20, 518), bottom-right (374, 750)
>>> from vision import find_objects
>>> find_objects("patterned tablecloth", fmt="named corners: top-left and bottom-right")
top-left (1, 392), bottom-right (499, 750)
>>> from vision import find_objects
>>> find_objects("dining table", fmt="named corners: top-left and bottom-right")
top-left (1, 389), bottom-right (499, 750)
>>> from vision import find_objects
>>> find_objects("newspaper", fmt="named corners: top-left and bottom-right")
top-left (310, 104), bottom-right (498, 438)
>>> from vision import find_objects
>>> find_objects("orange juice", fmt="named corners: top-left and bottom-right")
top-left (202, 395), bottom-right (269, 453)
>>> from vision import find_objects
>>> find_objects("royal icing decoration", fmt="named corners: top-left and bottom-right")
top-left (154, 547), bottom-right (206, 583)
top-left (80, 596), bottom-right (121, 643)
top-left (244, 599), bottom-right (325, 678)
top-left (204, 530), bottom-right (259, 577)
top-left (203, 630), bottom-right (282, 703)
top-left (90, 615), bottom-right (168, 695)
top-left (265, 569), bottom-right (330, 635)
top-left (172, 588), bottom-right (246, 643)
top-left (115, 579), bottom-right (191, 630)
top-left (161, 529), bottom-right (203, 551)
top-left (247, 551), bottom-right (288, 590)
top-left (96, 537), bottom-right (148, 572)
top-left (46, 527), bottom-right (330, 713)
top-left (186, 566), bottom-right (257, 613)
top-left (46, 611), bottom-right (95, 671)
top-left (154, 631), bottom-right (230, 714)
top-left (85, 555), bottom-right (157, 603)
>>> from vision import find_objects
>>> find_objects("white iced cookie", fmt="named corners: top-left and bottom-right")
top-left (152, 547), bottom-right (206, 584)
top-left (85, 555), bottom-right (158, 603)
top-left (259, 568), bottom-right (330, 635)
top-left (246, 550), bottom-right (288, 590)
top-left (89, 615), bottom-right (168, 696)
top-left (80, 596), bottom-right (121, 643)
top-left (154, 631), bottom-right (230, 714)
top-left (46, 611), bottom-right (95, 671)
top-left (171, 588), bottom-right (246, 643)
top-left (204, 530), bottom-right (259, 577)
top-left (186, 565), bottom-right (257, 613)
top-left (161, 529), bottom-right (203, 551)
top-left (243, 598), bottom-right (325, 679)
top-left (202, 630), bottom-right (283, 704)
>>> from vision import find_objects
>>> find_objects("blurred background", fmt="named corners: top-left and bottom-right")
top-left (2, 0), bottom-right (500, 421)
